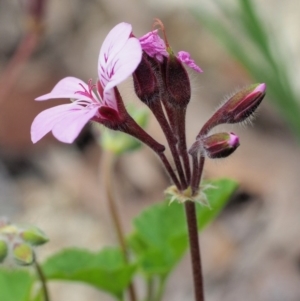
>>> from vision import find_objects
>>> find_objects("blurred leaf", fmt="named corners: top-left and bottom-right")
top-left (0, 268), bottom-right (34, 301)
top-left (129, 178), bottom-right (238, 277)
top-left (43, 247), bottom-right (136, 299)
top-left (30, 289), bottom-right (43, 301)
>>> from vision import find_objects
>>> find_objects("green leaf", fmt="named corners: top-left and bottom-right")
top-left (43, 247), bottom-right (136, 299)
top-left (129, 178), bottom-right (238, 277)
top-left (0, 268), bottom-right (34, 301)
top-left (133, 201), bottom-right (187, 248)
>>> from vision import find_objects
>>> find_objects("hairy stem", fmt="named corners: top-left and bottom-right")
top-left (191, 155), bottom-right (205, 195)
top-left (158, 152), bottom-right (182, 190)
top-left (103, 151), bottom-right (137, 301)
top-left (149, 101), bottom-right (187, 189)
top-left (175, 108), bottom-right (191, 185)
top-left (34, 261), bottom-right (50, 301)
top-left (184, 201), bottom-right (204, 301)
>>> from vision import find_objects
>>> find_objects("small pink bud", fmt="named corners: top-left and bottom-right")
top-left (222, 83), bottom-right (266, 123)
top-left (190, 132), bottom-right (240, 159)
top-left (198, 84), bottom-right (266, 137)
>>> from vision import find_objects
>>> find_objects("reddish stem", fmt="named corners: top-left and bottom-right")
top-left (0, 31), bottom-right (40, 105)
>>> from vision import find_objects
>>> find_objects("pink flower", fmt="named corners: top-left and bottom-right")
top-left (138, 25), bottom-right (202, 73)
top-left (177, 51), bottom-right (203, 73)
top-left (31, 23), bottom-right (142, 144)
top-left (139, 30), bottom-right (168, 62)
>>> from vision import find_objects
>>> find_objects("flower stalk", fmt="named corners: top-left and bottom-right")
top-left (184, 201), bottom-right (204, 301)
top-left (103, 151), bottom-right (137, 301)
top-left (34, 260), bottom-right (50, 301)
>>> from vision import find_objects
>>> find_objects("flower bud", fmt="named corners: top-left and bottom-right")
top-left (163, 54), bottom-right (191, 109)
top-left (198, 84), bottom-right (266, 137)
top-left (221, 83), bottom-right (266, 123)
top-left (0, 240), bottom-right (8, 263)
top-left (13, 243), bottom-right (34, 266)
top-left (133, 53), bottom-right (160, 106)
top-left (0, 225), bottom-right (18, 236)
top-left (190, 132), bottom-right (240, 159)
top-left (21, 226), bottom-right (49, 246)
top-left (218, 83), bottom-right (266, 124)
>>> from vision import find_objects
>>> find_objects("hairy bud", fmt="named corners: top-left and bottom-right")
top-left (163, 54), bottom-right (191, 108)
top-left (198, 83), bottom-right (266, 137)
top-left (190, 132), bottom-right (240, 159)
top-left (221, 83), bottom-right (266, 123)
top-left (133, 53), bottom-right (160, 105)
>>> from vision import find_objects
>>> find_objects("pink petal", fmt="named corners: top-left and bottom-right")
top-left (31, 104), bottom-right (76, 143)
top-left (104, 38), bottom-right (142, 91)
top-left (139, 30), bottom-right (168, 62)
top-left (177, 51), bottom-right (203, 73)
top-left (35, 77), bottom-right (94, 102)
top-left (31, 103), bottom-right (98, 143)
top-left (98, 23), bottom-right (132, 85)
top-left (52, 106), bottom-right (99, 143)
top-left (103, 88), bottom-right (118, 110)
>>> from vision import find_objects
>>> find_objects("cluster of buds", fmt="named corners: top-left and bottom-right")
top-left (0, 217), bottom-right (48, 266)
top-left (31, 20), bottom-right (266, 203)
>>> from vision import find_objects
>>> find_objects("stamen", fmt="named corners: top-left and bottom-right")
top-left (74, 80), bottom-right (99, 103)
top-left (87, 79), bottom-right (96, 96)
top-left (153, 18), bottom-right (170, 48)
top-left (76, 83), bottom-right (89, 95)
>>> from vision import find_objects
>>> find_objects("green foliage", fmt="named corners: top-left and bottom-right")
top-left (0, 179), bottom-right (237, 301)
top-left (0, 269), bottom-right (34, 301)
top-left (194, 0), bottom-right (300, 139)
top-left (128, 178), bottom-right (238, 278)
top-left (42, 247), bottom-right (136, 299)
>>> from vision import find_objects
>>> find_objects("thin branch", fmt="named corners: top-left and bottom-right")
top-left (34, 260), bottom-right (50, 301)
top-left (103, 151), bottom-right (137, 301)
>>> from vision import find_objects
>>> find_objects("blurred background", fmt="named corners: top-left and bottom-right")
top-left (1, 0), bottom-right (300, 300)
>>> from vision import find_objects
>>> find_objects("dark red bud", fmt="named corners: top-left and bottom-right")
top-left (133, 53), bottom-right (160, 106)
top-left (164, 55), bottom-right (191, 109)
